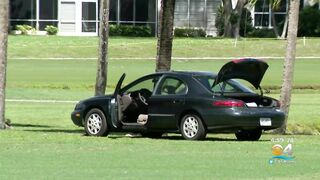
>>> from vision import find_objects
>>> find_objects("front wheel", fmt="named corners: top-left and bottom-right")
top-left (84, 108), bottom-right (109, 136)
top-left (180, 114), bottom-right (206, 140)
top-left (235, 129), bottom-right (262, 141)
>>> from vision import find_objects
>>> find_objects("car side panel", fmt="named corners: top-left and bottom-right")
top-left (147, 95), bottom-right (186, 130)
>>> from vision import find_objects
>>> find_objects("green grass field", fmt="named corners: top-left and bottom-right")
top-left (8, 36), bottom-right (320, 58)
top-left (1, 36), bottom-right (320, 179)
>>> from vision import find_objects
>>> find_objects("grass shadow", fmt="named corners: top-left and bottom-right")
top-left (161, 135), bottom-right (237, 141)
top-left (24, 129), bottom-right (84, 134)
top-left (108, 134), bottom-right (269, 142)
top-left (12, 123), bottom-right (54, 128)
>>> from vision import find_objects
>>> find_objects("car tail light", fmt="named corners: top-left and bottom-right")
top-left (213, 100), bottom-right (245, 107)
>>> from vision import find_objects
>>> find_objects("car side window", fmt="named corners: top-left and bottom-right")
top-left (123, 76), bottom-right (160, 94)
top-left (156, 77), bottom-right (187, 95)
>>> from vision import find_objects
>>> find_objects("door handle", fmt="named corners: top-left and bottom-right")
top-left (173, 99), bottom-right (183, 104)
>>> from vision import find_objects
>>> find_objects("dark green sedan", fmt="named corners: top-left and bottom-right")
top-left (71, 58), bottom-right (285, 140)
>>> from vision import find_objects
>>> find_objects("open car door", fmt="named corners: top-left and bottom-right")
top-left (110, 73), bottom-right (126, 128)
top-left (212, 58), bottom-right (269, 90)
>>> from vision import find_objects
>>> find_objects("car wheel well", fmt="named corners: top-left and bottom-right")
top-left (178, 110), bottom-right (207, 130)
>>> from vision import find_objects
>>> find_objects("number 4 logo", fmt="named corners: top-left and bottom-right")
top-left (283, 144), bottom-right (293, 156)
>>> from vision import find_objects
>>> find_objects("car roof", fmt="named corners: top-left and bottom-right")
top-left (153, 70), bottom-right (216, 77)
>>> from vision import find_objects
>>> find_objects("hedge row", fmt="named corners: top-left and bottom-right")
top-left (109, 24), bottom-right (152, 37)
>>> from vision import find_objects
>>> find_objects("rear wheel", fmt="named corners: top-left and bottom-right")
top-left (180, 114), bottom-right (206, 140)
top-left (84, 108), bottom-right (109, 136)
top-left (235, 129), bottom-right (262, 141)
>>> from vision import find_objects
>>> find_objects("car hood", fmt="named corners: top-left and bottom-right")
top-left (213, 58), bottom-right (269, 89)
top-left (81, 95), bottom-right (113, 104)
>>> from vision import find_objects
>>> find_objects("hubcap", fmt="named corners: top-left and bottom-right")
top-left (183, 116), bottom-right (199, 138)
top-left (87, 113), bottom-right (102, 135)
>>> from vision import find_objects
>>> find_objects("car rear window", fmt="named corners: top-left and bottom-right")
top-left (193, 76), bottom-right (254, 94)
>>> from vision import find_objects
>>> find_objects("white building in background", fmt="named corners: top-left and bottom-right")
top-left (174, 0), bottom-right (221, 36)
top-left (9, 0), bottom-right (222, 36)
top-left (10, 0), bottom-right (158, 36)
top-left (9, 0), bottom-right (320, 36)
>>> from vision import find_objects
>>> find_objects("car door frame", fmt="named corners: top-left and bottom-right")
top-left (110, 73), bottom-right (126, 128)
top-left (111, 73), bottom-right (163, 128)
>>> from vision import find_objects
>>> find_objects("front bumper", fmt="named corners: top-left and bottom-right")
top-left (71, 110), bottom-right (84, 127)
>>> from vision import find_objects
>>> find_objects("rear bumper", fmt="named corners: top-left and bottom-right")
top-left (203, 107), bottom-right (285, 131)
top-left (71, 110), bottom-right (84, 127)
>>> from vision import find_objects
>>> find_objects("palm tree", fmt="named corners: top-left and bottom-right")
top-left (278, 0), bottom-right (300, 134)
top-left (0, 0), bottom-right (9, 129)
top-left (270, 0), bottom-right (288, 39)
top-left (155, 0), bottom-right (176, 72)
top-left (222, 0), bottom-right (248, 38)
top-left (95, 0), bottom-right (110, 96)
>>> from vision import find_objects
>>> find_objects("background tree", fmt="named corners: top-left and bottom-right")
top-left (222, 0), bottom-right (248, 38)
top-left (155, 0), bottom-right (176, 72)
top-left (298, 5), bottom-right (320, 37)
top-left (0, 0), bottom-right (9, 129)
top-left (269, 0), bottom-right (288, 39)
top-left (278, 0), bottom-right (300, 134)
top-left (95, 0), bottom-right (110, 96)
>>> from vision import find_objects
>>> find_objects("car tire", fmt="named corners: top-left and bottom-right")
top-left (84, 108), bottom-right (109, 136)
top-left (180, 114), bottom-right (206, 140)
top-left (141, 132), bottom-right (163, 138)
top-left (235, 129), bottom-right (262, 141)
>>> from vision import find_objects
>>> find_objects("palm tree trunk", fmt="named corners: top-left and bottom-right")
top-left (278, 0), bottom-right (300, 134)
top-left (280, 13), bottom-right (289, 39)
top-left (271, 11), bottom-right (280, 39)
top-left (222, 0), bottom-right (233, 37)
top-left (156, 0), bottom-right (176, 72)
top-left (0, 0), bottom-right (9, 129)
top-left (223, 0), bottom-right (247, 38)
top-left (232, 0), bottom-right (247, 38)
top-left (95, 0), bottom-right (110, 96)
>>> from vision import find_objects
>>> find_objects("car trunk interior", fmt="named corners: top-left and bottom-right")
top-left (222, 93), bottom-right (279, 108)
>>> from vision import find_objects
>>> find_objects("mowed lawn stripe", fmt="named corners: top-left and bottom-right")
top-left (6, 99), bottom-right (77, 103)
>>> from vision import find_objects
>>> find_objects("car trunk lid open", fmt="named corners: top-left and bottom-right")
top-left (213, 58), bottom-right (269, 89)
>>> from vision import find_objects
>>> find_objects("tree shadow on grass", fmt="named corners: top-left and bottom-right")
top-left (23, 129), bottom-right (85, 134)
top-left (11, 123), bottom-right (85, 135)
top-left (12, 123), bottom-right (54, 128)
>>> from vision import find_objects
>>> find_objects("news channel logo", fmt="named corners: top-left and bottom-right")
top-left (269, 137), bottom-right (295, 164)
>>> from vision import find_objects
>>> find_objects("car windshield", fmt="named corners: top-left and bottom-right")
top-left (194, 75), bottom-right (255, 94)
